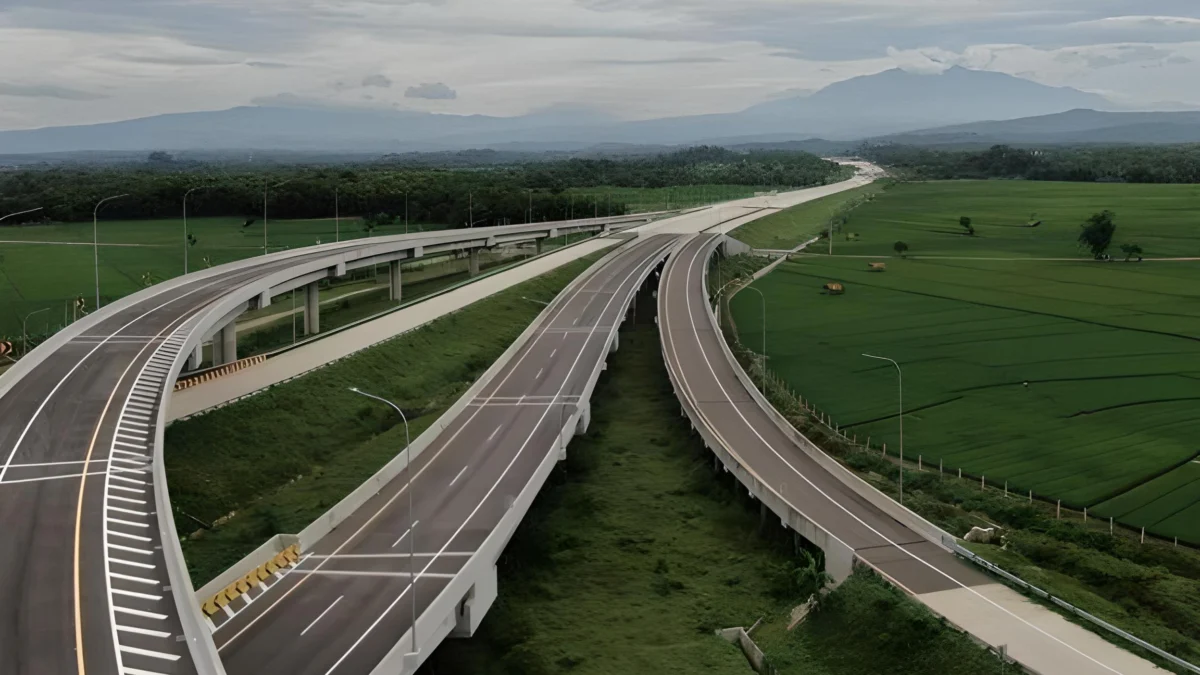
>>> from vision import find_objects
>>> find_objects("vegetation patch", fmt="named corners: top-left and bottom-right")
top-left (731, 182), bottom-right (887, 251)
top-left (169, 248), bottom-right (612, 585)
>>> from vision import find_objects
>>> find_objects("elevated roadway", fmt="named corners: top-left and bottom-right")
top-left (659, 233), bottom-right (1163, 675)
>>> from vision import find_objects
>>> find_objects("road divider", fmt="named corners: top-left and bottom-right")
top-left (201, 544), bottom-right (302, 620)
top-left (175, 355), bottom-right (268, 392)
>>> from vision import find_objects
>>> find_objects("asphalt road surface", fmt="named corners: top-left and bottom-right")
top-left (659, 234), bottom-right (1162, 675)
top-left (0, 223), bottom-right (626, 675)
top-left (212, 235), bottom-right (677, 675)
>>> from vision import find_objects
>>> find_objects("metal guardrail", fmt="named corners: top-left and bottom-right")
top-left (949, 540), bottom-right (1200, 674)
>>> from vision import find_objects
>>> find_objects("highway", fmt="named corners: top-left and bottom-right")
top-left (659, 233), bottom-right (1163, 675)
top-left (0, 218), bottom-right (647, 675)
top-left (211, 234), bottom-right (676, 674)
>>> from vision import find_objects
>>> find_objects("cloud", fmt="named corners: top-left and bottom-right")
top-left (405, 82), bottom-right (457, 100)
top-left (1075, 15), bottom-right (1200, 29)
top-left (246, 61), bottom-right (292, 69)
top-left (362, 73), bottom-right (392, 88)
top-left (588, 56), bottom-right (726, 65)
top-left (0, 82), bottom-right (108, 101)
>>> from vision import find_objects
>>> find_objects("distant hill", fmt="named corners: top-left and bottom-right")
top-left (869, 110), bottom-right (1200, 147)
top-left (0, 67), bottom-right (1126, 155)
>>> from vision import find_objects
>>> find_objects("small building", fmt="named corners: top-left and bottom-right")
top-left (868, 262), bottom-right (887, 272)
top-left (823, 282), bottom-right (845, 295)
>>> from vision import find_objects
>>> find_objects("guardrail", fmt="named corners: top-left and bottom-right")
top-left (950, 540), bottom-right (1200, 674)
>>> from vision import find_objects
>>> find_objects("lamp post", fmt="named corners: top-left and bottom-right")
top-left (335, 186), bottom-right (340, 243)
top-left (0, 207), bottom-right (43, 222)
top-left (348, 387), bottom-right (417, 655)
top-left (21, 308), bottom-right (49, 355)
top-left (263, 178), bottom-right (294, 255)
top-left (863, 353), bottom-right (903, 505)
top-left (93, 194), bottom-right (128, 309)
top-left (742, 285), bottom-right (767, 393)
top-left (404, 191), bottom-right (409, 234)
top-left (183, 186), bottom-right (210, 275)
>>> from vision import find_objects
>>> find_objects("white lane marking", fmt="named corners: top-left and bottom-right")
top-left (111, 557), bottom-right (156, 570)
top-left (107, 543), bottom-right (154, 556)
top-left (110, 457), bottom-right (146, 465)
top-left (550, 349), bottom-right (557, 359)
top-left (0, 272), bottom-right (233, 483)
top-left (535, 368), bottom-right (543, 379)
top-left (111, 571), bottom-right (158, 585)
top-left (108, 517), bottom-right (149, 529)
top-left (114, 606), bottom-right (167, 620)
top-left (122, 666), bottom-right (172, 675)
top-left (109, 531), bottom-right (152, 542)
top-left (3, 459), bottom-right (106, 468)
top-left (109, 506), bottom-right (150, 517)
top-left (307, 552), bottom-right (474, 559)
top-left (320, 239), bottom-right (672, 675)
top-left (111, 475), bottom-right (146, 484)
top-left (114, 441), bottom-right (146, 450)
top-left (300, 596), bottom-right (344, 636)
top-left (292, 570), bottom-right (457, 579)
top-left (449, 466), bottom-right (469, 487)
top-left (109, 495), bottom-right (147, 505)
top-left (115, 433), bottom-right (146, 443)
top-left (667, 237), bottom-right (1123, 675)
top-left (116, 624), bottom-right (172, 639)
top-left (118, 645), bottom-right (180, 662)
top-left (219, 238), bottom-right (669, 653)
top-left (109, 485), bottom-right (146, 495)
top-left (112, 588), bottom-right (161, 601)
top-left (120, 420), bottom-right (149, 429)
top-left (0, 471), bottom-right (108, 486)
top-left (390, 521), bottom-right (419, 549)
top-left (487, 425), bottom-right (502, 441)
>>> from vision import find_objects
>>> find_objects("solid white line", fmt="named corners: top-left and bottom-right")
top-left (122, 665), bottom-right (172, 675)
top-left (110, 449), bottom-right (150, 459)
top-left (111, 474), bottom-right (146, 484)
top-left (219, 239), bottom-right (664, 653)
top-left (114, 605), bottom-right (167, 620)
top-left (114, 440), bottom-right (147, 450)
top-left (292, 570), bottom-right (456, 579)
top-left (449, 465), bottom-right (469, 487)
top-left (106, 543), bottom-right (153, 558)
top-left (319, 239), bottom-right (671, 674)
top-left (120, 420), bottom-right (150, 429)
top-left (109, 457), bottom-right (146, 465)
top-left (115, 433), bottom-right (146, 443)
top-left (300, 596), bottom-right (343, 636)
top-left (487, 425), bottom-right (501, 441)
top-left (0, 471), bottom-right (108, 486)
top-left (109, 531), bottom-right (152, 542)
top-left (109, 485), bottom-right (147, 494)
top-left (4, 459), bottom-right (105, 468)
top-left (109, 495), bottom-right (147, 505)
top-left (108, 517), bottom-right (149, 529)
top-left (117, 624), bottom-right (172, 639)
top-left (110, 571), bottom-right (157, 585)
top-left (109, 506), bottom-right (150, 517)
top-left (390, 521), bottom-right (418, 549)
top-left (550, 349), bottom-right (557, 359)
top-left (535, 368), bottom-right (543, 379)
top-left (112, 588), bottom-right (161, 601)
top-left (668, 237), bottom-right (1123, 675)
top-left (111, 557), bottom-right (156, 570)
top-left (118, 645), bottom-right (179, 662)
top-left (308, 552), bottom-right (474, 559)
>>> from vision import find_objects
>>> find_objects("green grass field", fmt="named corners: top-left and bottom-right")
top-left (567, 184), bottom-right (775, 215)
top-left (731, 181), bottom-right (1200, 543)
top-left (731, 183), bottom-right (887, 250)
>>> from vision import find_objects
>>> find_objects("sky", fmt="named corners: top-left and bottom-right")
top-left (0, 0), bottom-right (1197, 130)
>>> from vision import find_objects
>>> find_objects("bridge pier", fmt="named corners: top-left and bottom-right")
top-left (185, 344), bottom-right (202, 371)
top-left (450, 564), bottom-right (498, 638)
top-left (610, 333), bottom-right (619, 353)
top-left (304, 282), bottom-right (320, 335)
top-left (213, 322), bottom-right (237, 365)
top-left (389, 260), bottom-right (402, 302)
top-left (536, 238), bottom-right (545, 256)
top-left (468, 248), bottom-right (481, 277)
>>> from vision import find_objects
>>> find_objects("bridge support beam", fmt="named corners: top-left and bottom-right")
top-left (468, 248), bottom-right (481, 277)
top-left (213, 322), bottom-right (237, 365)
top-left (536, 238), bottom-right (545, 256)
top-left (389, 260), bottom-right (402, 302)
top-left (609, 333), bottom-right (619, 354)
top-left (450, 564), bottom-right (498, 638)
top-left (304, 282), bottom-right (320, 336)
top-left (185, 344), bottom-right (202, 371)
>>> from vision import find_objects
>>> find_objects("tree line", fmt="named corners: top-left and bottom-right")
top-left (0, 148), bottom-right (849, 226)
top-left (860, 144), bottom-right (1200, 183)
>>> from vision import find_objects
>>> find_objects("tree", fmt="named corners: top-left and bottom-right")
top-left (1121, 243), bottom-right (1144, 262)
top-left (893, 241), bottom-right (909, 257)
top-left (147, 151), bottom-right (174, 164)
top-left (1078, 210), bottom-right (1117, 260)
top-left (959, 216), bottom-right (972, 230)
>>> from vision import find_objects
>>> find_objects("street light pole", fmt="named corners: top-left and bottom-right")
top-left (863, 353), bottom-right (903, 505)
top-left (348, 387), bottom-right (417, 656)
top-left (93, 194), bottom-right (128, 310)
top-left (405, 191), bottom-right (409, 234)
top-left (0, 207), bottom-right (44, 222)
top-left (21, 308), bottom-right (49, 355)
top-left (264, 178), bottom-right (294, 256)
top-left (742, 286), bottom-right (767, 393)
top-left (183, 187), bottom-right (209, 275)
top-left (335, 187), bottom-right (340, 243)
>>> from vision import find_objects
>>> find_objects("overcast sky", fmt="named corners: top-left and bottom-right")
top-left (0, 0), bottom-right (1197, 130)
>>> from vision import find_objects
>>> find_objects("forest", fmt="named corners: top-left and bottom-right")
top-left (0, 147), bottom-right (850, 227)
top-left (861, 144), bottom-right (1200, 183)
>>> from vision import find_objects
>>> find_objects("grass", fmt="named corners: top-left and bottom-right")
top-left (731, 183), bottom-right (887, 251)
top-left (721, 330), bottom-right (1200, 672)
top-left (168, 247), bottom-right (613, 585)
top-left (730, 180), bottom-right (1200, 543)
top-left (422, 322), bottom-right (1015, 675)
top-left (566, 184), bottom-right (777, 215)
top-left (0, 215), bottom-right (441, 336)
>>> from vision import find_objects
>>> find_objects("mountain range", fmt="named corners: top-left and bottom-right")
top-left (0, 67), bottom-right (1140, 156)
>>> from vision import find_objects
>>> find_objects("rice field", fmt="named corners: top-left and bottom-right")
top-left (730, 181), bottom-right (1200, 543)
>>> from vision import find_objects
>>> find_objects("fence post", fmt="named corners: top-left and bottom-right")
top-left (1141, 527), bottom-right (1145, 544)
top-left (1057, 500), bottom-right (1061, 519)
top-left (958, 468), bottom-right (962, 479)
top-left (1110, 517), bottom-right (1113, 535)
top-left (982, 475), bottom-right (985, 490)
top-left (918, 455), bottom-right (922, 471)
top-left (1004, 481), bottom-right (1008, 497)
top-left (1084, 507), bottom-right (1087, 522)
top-left (1029, 489), bottom-right (1032, 504)
top-left (882, 443), bottom-right (887, 458)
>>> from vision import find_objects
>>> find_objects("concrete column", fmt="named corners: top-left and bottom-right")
top-left (468, 248), bottom-right (481, 277)
top-left (610, 332), bottom-right (619, 353)
top-left (304, 282), bottom-right (320, 335)
top-left (389, 260), bottom-right (402, 302)
top-left (536, 238), bottom-right (545, 256)
top-left (219, 322), bottom-right (237, 365)
top-left (185, 344), bottom-right (202, 371)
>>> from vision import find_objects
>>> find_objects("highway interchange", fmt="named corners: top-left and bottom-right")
top-left (0, 169), bottom-right (1160, 675)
